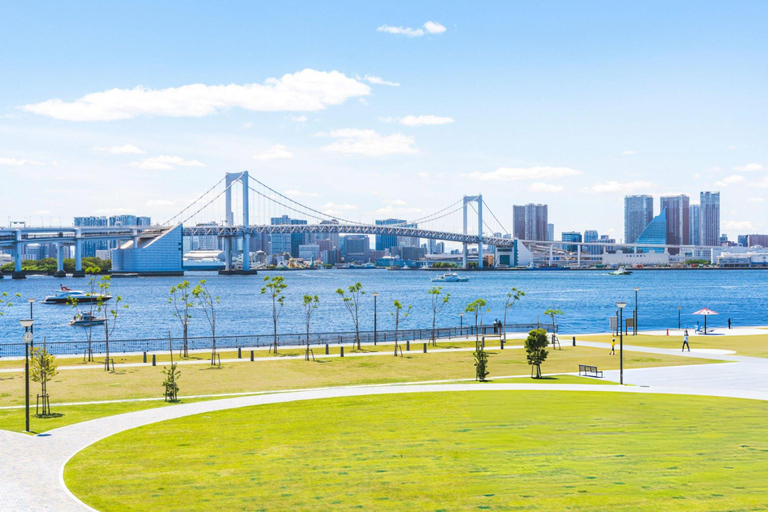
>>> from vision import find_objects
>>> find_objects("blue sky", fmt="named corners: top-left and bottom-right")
top-left (1, 1), bottom-right (767, 240)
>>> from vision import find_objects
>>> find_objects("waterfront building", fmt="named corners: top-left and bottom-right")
top-left (270, 215), bottom-right (307, 258)
top-left (598, 234), bottom-right (616, 253)
top-left (298, 244), bottom-right (320, 261)
top-left (700, 191), bottom-right (720, 246)
top-left (343, 235), bottom-right (370, 263)
top-left (308, 219), bottom-right (340, 250)
top-left (624, 195), bottom-right (654, 244)
top-left (513, 206), bottom-right (526, 239)
top-left (74, 216), bottom-right (108, 257)
top-left (660, 194), bottom-right (689, 254)
top-left (513, 204), bottom-right (548, 240)
top-left (109, 215), bottom-right (151, 227)
top-left (561, 231), bottom-right (582, 253)
top-left (689, 204), bottom-right (701, 246)
top-left (737, 235), bottom-right (748, 247)
top-left (375, 218), bottom-right (404, 251)
top-left (634, 209), bottom-right (667, 253)
top-left (111, 225), bottom-right (184, 275)
top-left (584, 230), bottom-right (600, 255)
top-left (746, 234), bottom-right (768, 247)
top-left (547, 223), bottom-right (555, 242)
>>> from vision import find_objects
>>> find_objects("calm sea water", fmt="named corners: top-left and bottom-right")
top-left (0, 269), bottom-right (765, 344)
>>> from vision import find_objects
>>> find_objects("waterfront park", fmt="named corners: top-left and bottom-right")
top-left (2, 273), bottom-right (768, 511)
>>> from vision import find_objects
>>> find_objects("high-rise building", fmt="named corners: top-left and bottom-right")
top-left (689, 204), bottom-right (701, 246)
top-left (624, 195), bottom-right (654, 244)
top-left (634, 209), bottom-right (667, 253)
top-left (598, 234), bottom-right (616, 253)
top-left (343, 235), bottom-right (370, 262)
top-left (109, 215), bottom-right (151, 227)
top-left (308, 220), bottom-right (340, 250)
top-left (561, 231), bottom-right (582, 253)
top-left (269, 215), bottom-right (307, 257)
top-left (547, 223), bottom-right (555, 242)
top-left (74, 216), bottom-right (108, 257)
top-left (583, 230), bottom-right (600, 255)
top-left (513, 206), bottom-right (526, 239)
top-left (700, 192), bottom-right (720, 246)
top-left (513, 204), bottom-right (548, 241)
top-left (746, 234), bottom-right (768, 247)
top-left (375, 218), bottom-right (405, 251)
top-left (660, 195), bottom-right (689, 254)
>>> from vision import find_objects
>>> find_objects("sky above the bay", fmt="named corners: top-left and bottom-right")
top-left (1, 1), bottom-right (767, 240)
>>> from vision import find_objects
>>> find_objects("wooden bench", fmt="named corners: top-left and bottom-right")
top-left (578, 364), bottom-right (603, 378)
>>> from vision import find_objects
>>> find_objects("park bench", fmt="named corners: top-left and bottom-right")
top-left (578, 364), bottom-right (603, 378)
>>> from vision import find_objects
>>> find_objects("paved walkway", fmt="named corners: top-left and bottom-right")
top-left (3, 335), bottom-right (768, 511)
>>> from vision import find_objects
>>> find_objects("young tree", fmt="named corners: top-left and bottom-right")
top-left (465, 298), bottom-right (489, 349)
top-left (544, 308), bottom-right (564, 333)
top-left (524, 328), bottom-right (550, 378)
top-left (391, 299), bottom-right (412, 352)
top-left (0, 291), bottom-right (20, 316)
top-left (502, 288), bottom-right (526, 341)
top-left (336, 282), bottom-right (365, 349)
top-left (162, 332), bottom-right (180, 402)
top-left (169, 280), bottom-right (195, 358)
top-left (67, 278), bottom-right (99, 361)
top-left (428, 287), bottom-right (450, 346)
top-left (473, 346), bottom-right (489, 382)
top-left (261, 276), bottom-right (287, 354)
top-left (97, 276), bottom-right (127, 371)
top-left (29, 343), bottom-right (57, 416)
top-left (302, 294), bottom-right (319, 361)
top-left (192, 279), bottom-right (220, 366)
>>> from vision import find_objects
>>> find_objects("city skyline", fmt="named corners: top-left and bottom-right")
top-left (2, 2), bottom-right (768, 238)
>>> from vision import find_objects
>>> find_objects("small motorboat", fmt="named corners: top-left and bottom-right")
top-left (431, 272), bottom-right (469, 283)
top-left (608, 266), bottom-right (633, 276)
top-left (70, 312), bottom-right (107, 327)
top-left (43, 286), bottom-right (112, 305)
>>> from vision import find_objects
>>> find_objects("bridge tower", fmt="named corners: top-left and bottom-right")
top-left (462, 195), bottom-right (483, 269)
top-left (224, 171), bottom-right (251, 271)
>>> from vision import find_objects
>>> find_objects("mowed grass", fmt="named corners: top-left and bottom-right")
top-left (0, 345), bottom-right (718, 433)
top-left (65, 390), bottom-right (768, 511)
top-left (587, 333), bottom-right (768, 358)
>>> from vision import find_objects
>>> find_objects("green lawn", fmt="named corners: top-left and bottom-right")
top-left (587, 333), bottom-right (768, 358)
top-left (66, 390), bottom-right (768, 511)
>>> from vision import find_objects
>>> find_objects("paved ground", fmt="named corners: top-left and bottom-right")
top-left (2, 336), bottom-right (768, 511)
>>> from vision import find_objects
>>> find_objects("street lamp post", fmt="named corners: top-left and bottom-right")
top-left (372, 292), bottom-right (379, 345)
top-left (617, 302), bottom-right (627, 385)
top-left (459, 313), bottom-right (464, 337)
top-left (28, 298), bottom-right (34, 335)
top-left (633, 288), bottom-right (639, 335)
top-left (19, 318), bottom-right (34, 432)
top-left (678, 306), bottom-right (682, 330)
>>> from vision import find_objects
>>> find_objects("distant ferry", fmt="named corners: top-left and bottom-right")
top-left (70, 312), bottom-right (106, 327)
top-left (431, 272), bottom-right (469, 283)
top-left (608, 266), bottom-right (633, 275)
top-left (43, 286), bottom-right (112, 304)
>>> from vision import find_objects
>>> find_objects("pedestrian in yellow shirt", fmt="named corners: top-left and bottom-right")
top-left (610, 338), bottom-right (616, 355)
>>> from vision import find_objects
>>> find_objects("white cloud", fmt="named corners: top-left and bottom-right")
top-left (581, 180), bottom-right (654, 194)
top-left (21, 69), bottom-right (371, 121)
top-left (622, 150), bottom-right (635, 156)
top-left (693, 173), bottom-right (701, 179)
top-left (417, 172), bottom-right (430, 178)
top-left (383, 199), bottom-right (407, 205)
top-left (464, 166), bottom-right (582, 181)
top-left (285, 190), bottom-right (319, 198)
top-left (289, 115), bottom-right (307, 123)
top-left (93, 144), bottom-right (146, 155)
top-left (715, 174), bottom-right (745, 187)
top-left (377, 21), bottom-right (447, 37)
top-left (728, 145), bottom-right (737, 150)
top-left (321, 202), bottom-right (357, 212)
top-left (0, 157), bottom-right (44, 166)
top-left (318, 129), bottom-right (417, 156)
top-left (748, 197), bottom-right (765, 202)
top-left (368, 205), bottom-right (422, 215)
top-left (528, 183), bottom-right (563, 193)
top-left (128, 155), bottom-right (205, 170)
top-left (723, 220), bottom-right (756, 232)
top-left (399, 115), bottom-right (454, 126)
top-left (242, 122), bottom-right (254, 129)
top-left (734, 163), bottom-right (766, 172)
top-left (252, 144), bottom-right (293, 161)
top-left (363, 75), bottom-right (400, 87)
top-left (145, 199), bottom-right (175, 207)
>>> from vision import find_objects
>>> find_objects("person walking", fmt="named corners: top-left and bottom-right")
top-left (682, 329), bottom-right (690, 352)
top-left (610, 338), bottom-right (616, 355)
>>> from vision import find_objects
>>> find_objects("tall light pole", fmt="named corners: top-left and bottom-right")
top-left (372, 292), bottom-right (379, 345)
top-left (19, 318), bottom-right (33, 432)
top-left (678, 306), bottom-right (682, 330)
top-left (633, 287), bottom-right (639, 335)
top-left (617, 301), bottom-right (626, 385)
top-left (459, 313), bottom-right (464, 337)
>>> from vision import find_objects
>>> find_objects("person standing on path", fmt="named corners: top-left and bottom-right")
top-left (610, 338), bottom-right (616, 355)
top-left (682, 329), bottom-right (690, 352)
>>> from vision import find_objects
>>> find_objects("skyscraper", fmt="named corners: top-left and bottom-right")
top-left (561, 231), bottom-right (582, 252)
top-left (700, 192), bottom-right (720, 246)
top-left (624, 195), bottom-right (654, 244)
top-left (689, 204), bottom-right (701, 246)
top-left (660, 195), bottom-right (689, 254)
top-left (513, 206), bottom-right (526, 239)
top-left (547, 223), bottom-right (554, 242)
top-left (513, 204), bottom-right (548, 241)
top-left (584, 230), bottom-right (600, 255)
top-left (74, 216), bottom-right (108, 257)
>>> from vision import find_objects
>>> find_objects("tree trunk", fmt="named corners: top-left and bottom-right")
top-left (305, 315), bottom-right (311, 361)
top-left (210, 312), bottom-right (217, 366)
top-left (272, 298), bottom-right (278, 354)
top-left (104, 321), bottom-right (110, 371)
top-left (431, 314), bottom-right (437, 346)
top-left (183, 318), bottom-right (189, 358)
top-left (503, 308), bottom-right (508, 342)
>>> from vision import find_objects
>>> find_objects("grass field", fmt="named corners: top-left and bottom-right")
top-left (0, 345), bottom-right (717, 433)
top-left (65, 390), bottom-right (768, 511)
top-left (587, 333), bottom-right (768, 358)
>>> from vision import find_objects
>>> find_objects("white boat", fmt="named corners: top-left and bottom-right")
top-left (43, 287), bottom-right (112, 304)
top-left (431, 272), bottom-right (469, 283)
top-left (69, 312), bottom-right (107, 327)
top-left (608, 266), bottom-right (633, 276)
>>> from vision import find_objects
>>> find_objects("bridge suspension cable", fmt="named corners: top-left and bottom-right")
top-left (179, 176), bottom-right (243, 226)
top-left (482, 200), bottom-right (510, 235)
top-left (164, 175), bottom-right (227, 225)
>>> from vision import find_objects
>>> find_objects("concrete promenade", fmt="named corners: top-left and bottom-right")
top-left (1, 330), bottom-right (768, 511)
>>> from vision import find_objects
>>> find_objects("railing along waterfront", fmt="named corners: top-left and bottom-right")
top-left (0, 323), bottom-right (550, 357)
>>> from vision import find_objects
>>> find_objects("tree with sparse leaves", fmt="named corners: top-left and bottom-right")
top-left (465, 298), bottom-right (489, 349)
top-left (261, 276), bottom-right (287, 354)
top-left (302, 294), bottom-right (319, 361)
top-left (502, 288), bottom-right (525, 341)
top-left (391, 299), bottom-right (412, 352)
top-left (169, 281), bottom-right (195, 358)
top-left (0, 291), bottom-right (20, 316)
top-left (524, 328), bottom-right (550, 378)
top-left (192, 280), bottom-right (220, 366)
top-left (97, 276), bottom-right (127, 371)
top-left (428, 287), bottom-right (450, 346)
top-left (336, 282), bottom-right (365, 349)
top-left (29, 344), bottom-right (57, 416)
top-left (544, 308), bottom-right (564, 333)
top-left (68, 277), bottom-right (99, 361)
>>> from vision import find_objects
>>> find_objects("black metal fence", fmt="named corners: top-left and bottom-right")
top-left (0, 322), bottom-right (551, 357)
